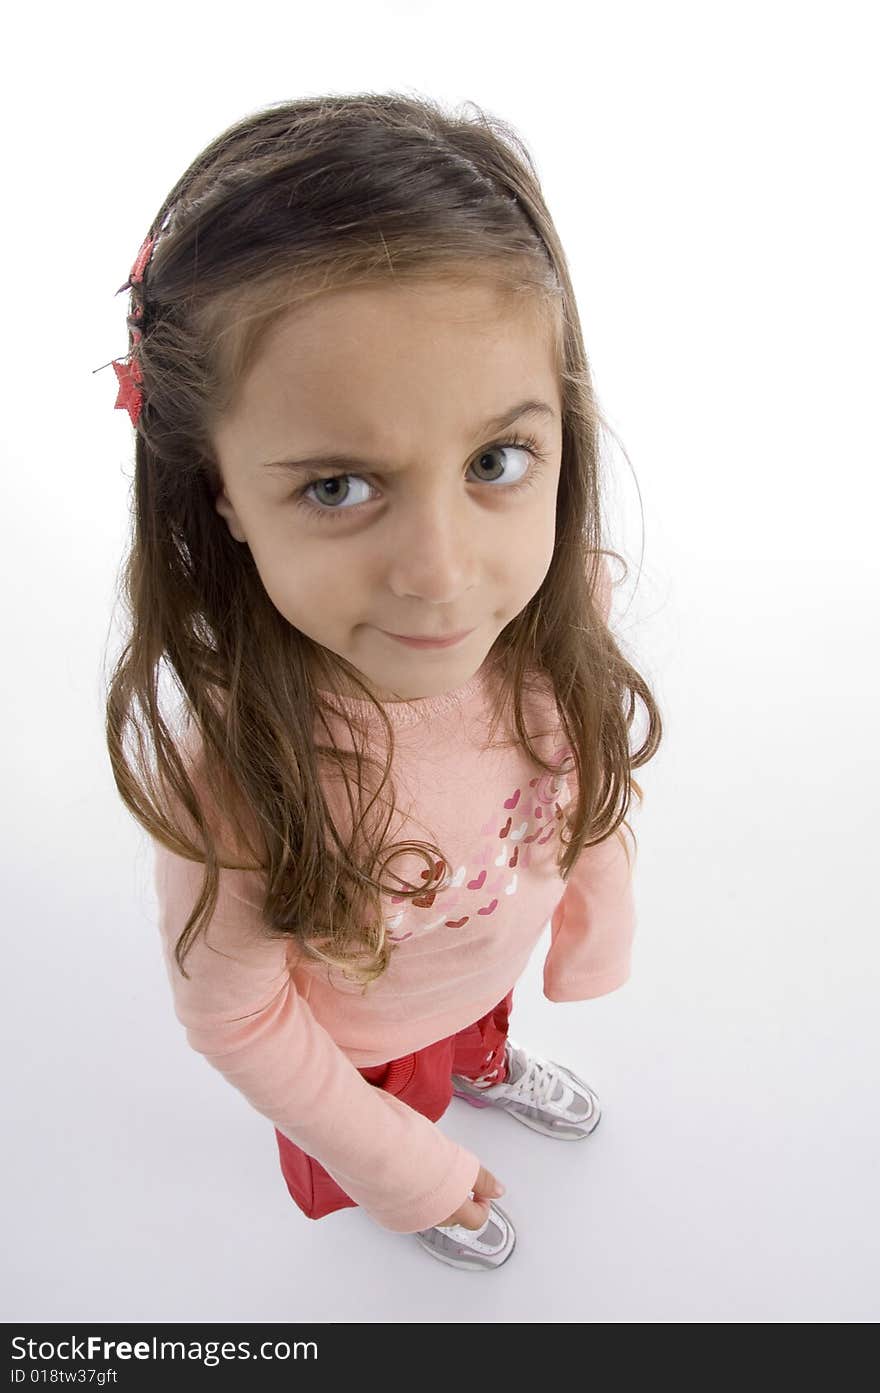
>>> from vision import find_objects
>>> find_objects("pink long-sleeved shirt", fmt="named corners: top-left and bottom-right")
top-left (152, 574), bottom-right (636, 1234)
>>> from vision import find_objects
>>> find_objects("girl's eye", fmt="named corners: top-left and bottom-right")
top-left (293, 432), bottom-right (548, 522)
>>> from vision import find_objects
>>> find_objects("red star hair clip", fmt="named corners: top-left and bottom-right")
top-left (94, 232), bottom-right (157, 427)
top-left (111, 330), bottom-right (145, 426)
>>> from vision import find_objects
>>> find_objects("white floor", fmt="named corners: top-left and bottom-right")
top-left (4, 558), bottom-right (879, 1322)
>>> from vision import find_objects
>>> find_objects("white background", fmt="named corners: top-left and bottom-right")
top-left (2, 0), bottom-right (878, 1324)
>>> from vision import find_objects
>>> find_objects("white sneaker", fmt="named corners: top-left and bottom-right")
top-left (413, 1200), bottom-right (516, 1270)
top-left (452, 1037), bottom-right (601, 1140)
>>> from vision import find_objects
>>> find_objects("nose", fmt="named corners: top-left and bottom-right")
top-left (385, 489), bottom-right (478, 605)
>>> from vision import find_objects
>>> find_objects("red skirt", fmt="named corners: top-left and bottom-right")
top-left (274, 988), bottom-right (513, 1219)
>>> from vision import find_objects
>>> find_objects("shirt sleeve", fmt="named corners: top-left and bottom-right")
top-left (152, 842), bottom-right (481, 1234)
top-left (542, 823), bottom-right (636, 1001)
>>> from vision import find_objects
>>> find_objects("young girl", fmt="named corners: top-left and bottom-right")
top-left (103, 92), bottom-right (662, 1273)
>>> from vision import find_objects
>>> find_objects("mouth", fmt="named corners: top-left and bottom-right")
top-left (380, 628), bottom-right (475, 650)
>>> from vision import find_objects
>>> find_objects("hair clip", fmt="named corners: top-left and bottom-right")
top-left (112, 352), bottom-right (144, 427)
top-left (116, 233), bottom-right (157, 294)
top-left (104, 233), bottom-right (157, 426)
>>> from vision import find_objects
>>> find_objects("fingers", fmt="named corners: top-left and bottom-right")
top-left (474, 1164), bottom-right (506, 1199)
top-left (439, 1165), bottom-right (507, 1230)
top-left (458, 1194), bottom-right (492, 1230)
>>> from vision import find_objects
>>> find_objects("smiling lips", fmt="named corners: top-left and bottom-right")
top-left (381, 628), bottom-right (474, 649)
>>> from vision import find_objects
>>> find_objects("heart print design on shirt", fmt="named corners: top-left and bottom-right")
top-left (384, 743), bottom-right (575, 942)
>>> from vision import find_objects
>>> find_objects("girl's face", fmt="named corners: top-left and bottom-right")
top-left (212, 277), bottom-right (563, 702)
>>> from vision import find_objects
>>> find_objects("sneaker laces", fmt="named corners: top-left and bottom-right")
top-left (507, 1048), bottom-right (564, 1109)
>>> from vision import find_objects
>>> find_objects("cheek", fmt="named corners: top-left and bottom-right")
top-left (506, 504), bottom-right (556, 586)
top-left (256, 539), bottom-right (359, 632)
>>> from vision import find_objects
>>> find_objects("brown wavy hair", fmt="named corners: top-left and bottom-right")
top-left (103, 90), bottom-right (663, 988)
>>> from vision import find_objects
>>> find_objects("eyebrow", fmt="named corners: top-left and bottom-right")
top-left (257, 399), bottom-right (557, 473)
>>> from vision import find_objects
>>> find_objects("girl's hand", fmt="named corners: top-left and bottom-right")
top-left (437, 1163), bottom-right (506, 1230)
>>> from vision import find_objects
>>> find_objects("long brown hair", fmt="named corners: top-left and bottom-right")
top-left (103, 91), bottom-right (663, 987)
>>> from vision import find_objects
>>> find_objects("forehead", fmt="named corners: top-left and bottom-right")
top-left (212, 278), bottom-right (561, 467)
